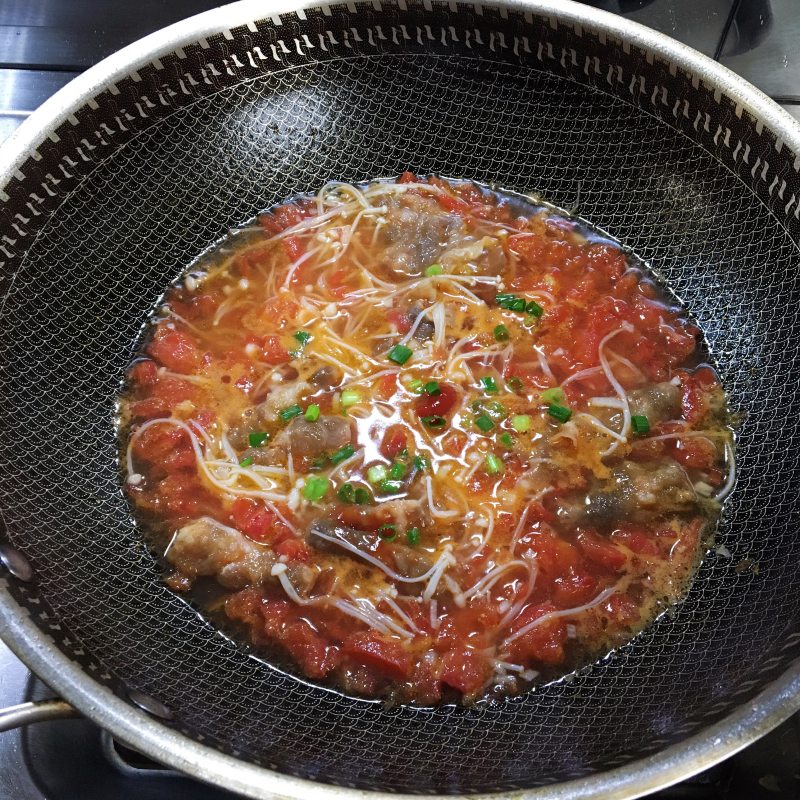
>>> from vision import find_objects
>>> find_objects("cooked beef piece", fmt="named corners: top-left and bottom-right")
top-left (379, 195), bottom-right (464, 277)
top-left (308, 519), bottom-right (379, 554)
top-left (238, 445), bottom-right (284, 466)
top-left (392, 545), bottom-right (433, 579)
top-left (166, 518), bottom-right (276, 589)
top-left (628, 382), bottom-right (681, 423)
top-left (309, 365), bottom-right (342, 388)
top-left (227, 379), bottom-right (312, 448)
top-left (555, 460), bottom-right (696, 526)
top-left (406, 306), bottom-right (436, 342)
top-left (273, 415), bottom-right (353, 458)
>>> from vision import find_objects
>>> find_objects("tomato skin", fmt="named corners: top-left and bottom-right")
top-left (439, 648), bottom-right (489, 694)
top-left (414, 383), bottom-right (458, 417)
top-left (147, 326), bottom-right (201, 374)
top-left (380, 424), bottom-right (408, 459)
top-left (575, 530), bottom-right (628, 572)
top-left (342, 633), bottom-right (412, 679)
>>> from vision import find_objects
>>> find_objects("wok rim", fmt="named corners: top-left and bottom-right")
top-left (0, 1), bottom-right (799, 798)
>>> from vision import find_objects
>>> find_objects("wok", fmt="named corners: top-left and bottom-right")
top-left (0, 1), bottom-right (798, 798)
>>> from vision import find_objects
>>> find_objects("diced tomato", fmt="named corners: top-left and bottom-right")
top-left (397, 171), bottom-right (417, 184)
top-left (256, 598), bottom-right (292, 636)
top-left (603, 593), bottom-right (641, 626)
top-left (147, 326), bottom-right (201, 374)
top-left (506, 603), bottom-right (568, 665)
top-left (679, 366), bottom-right (720, 424)
top-left (258, 201), bottom-right (313, 235)
top-left (669, 436), bottom-right (717, 470)
top-left (274, 537), bottom-right (312, 562)
top-left (131, 375), bottom-right (196, 419)
top-left (377, 372), bottom-right (398, 400)
top-left (387, 308), bottom-right (412, 334)
top-left (575, 530), bottom-right (628, 572)
top-left (282, 620), bottom-right (340, 679)
top-left (230, 498), bottom-right (285, 544)
top-left (261, 335), bottom-right (290, 366)
top-left (610, 525), bottom-right (661, 557)
top-left (282, 235), bottom-right (305, 263)
top-left (439, 648), bottom-right (489, 695)
top-left (552, 566), bottom-right (599, 607)
top-left (259, 296), bottom-right (299, 330)
top-left (414, 383), bottom-right (458, 417)
top-left (128, 359), bottom-right (158, 387)
top-left (380, 424), bottom-right (408, 459)
top-left (342, 633), bottom-right (411, 680)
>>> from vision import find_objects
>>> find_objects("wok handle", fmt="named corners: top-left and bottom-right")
top-left (0, 699), bottom-right (80, 732)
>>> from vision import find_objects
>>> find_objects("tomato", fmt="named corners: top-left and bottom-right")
top-left (387, 308), bottom-right (412, 334)
top-left (256, 597), bottom-right (293, 636)
top-left (575, 530), bottom-right (627, 571)
top-left (414, 383), bottom-right (458, 417)
top-left (230, 498), bottom-right (287, 544)
top-left (679, 367), bottom-right (720, 424)
top-left (147, 326), bottom-right (201, 374)
top-left (669, 436), bottom-right (717, 470)
top-left (342, 633), bottom-right (412, 680)
top-left (507, 603), bottom-right (568, 665)
top-left (377, 372), bottom-right (398, 401)
top-left (258, 201), bottom-right (313, 235)
top-left (397, 170), bottom-right (417, 184)
top-left (261, 335), bottom-right (290, 365)
top-left (552, 566), bottom-right (599, 607)
top-left (274, 537), bottom-right (312, 562)
top-left (439, 648), bottom-right (489, 694)
top-left (282, 621), bottom-right (340, 679)
top-left (282, 235), bottom-right (305, 262)
top-left (380, 424), bottom-right (408, 459)
top-left (131, 376), bottom-right (196, 419)
top-left (610, 525), bottom-right (661, 557)
top-left (128, 359), bottom-right (157, 387)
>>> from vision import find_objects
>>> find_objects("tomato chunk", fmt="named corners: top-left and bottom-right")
top-left (147, 326), bottom-right (201, 374)
top-left (414, 383), bottom-right (458, 417)
top-left (342, 633), bottom-right (411, 679)
top-left (439, 648), bottom-right (489, 695)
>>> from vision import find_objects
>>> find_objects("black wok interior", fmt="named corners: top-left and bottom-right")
top-left (0, 3), bottom-right (798, 792)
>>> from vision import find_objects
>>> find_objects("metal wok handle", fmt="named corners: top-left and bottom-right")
top-left (0, 699), bottom-right (80, 732)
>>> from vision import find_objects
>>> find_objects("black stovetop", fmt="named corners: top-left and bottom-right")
top-left (0, 1), bottom-right (798, 799)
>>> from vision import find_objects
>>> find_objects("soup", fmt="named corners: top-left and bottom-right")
top-left (120, 174), bottom-right (733, 705)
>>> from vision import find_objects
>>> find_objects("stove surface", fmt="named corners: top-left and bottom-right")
top-left (0, 1), bottom-right (798, 798)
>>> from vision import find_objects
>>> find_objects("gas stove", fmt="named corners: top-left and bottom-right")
top-left (0, 1), bottom-right (798, 798)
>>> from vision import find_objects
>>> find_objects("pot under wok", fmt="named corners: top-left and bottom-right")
top-left (0, 1), bottom-right (798, 798)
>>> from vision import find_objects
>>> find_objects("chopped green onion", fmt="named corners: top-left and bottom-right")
top-left (525, 300), bottom-right (544, 318)
top-left (279, 404), bottom-right (303, 422)
top-left (367, 465), bottom-right (388, 485)
top-left (493, 324), bottom-right (510, 342)
top-left (511, 414), bottom-right (532, 432)
top-left (480, 376), bottom-right (499, 394)
top-left (389, 461), bottom-right (407, 480)
top-left (507, 376), bottom-right (525, 393)
top-left (413, 454), bottom-right (431, 471)
top-left (485, 453), bottom-right (504, 475)
top-left (423, 381), bottom-right (441, 396)
top-left (304, 403), bottom-right (321, 422)
top-left (387, 344), bottom-right (413, 365)
top-left (499, 432), bottom-right (514, 448)
top-left (475, 414), bottom-right (494, 433)
top-left (377, 524), bottom-right (397, 541)
top-left (510, 298), bottom-right (526, 312)
top-left (424, 263), bottom-right (444, 277)
top-left (548, 404), bottom-right (572, 423)
top-left (337, 482), bottom-right (355, 504)
top-left (379, 479), bottom-right (404, 494)
top-left (405, 527), bottom-right (421, 546)
top-left (631, 414), bottom-right (651, 435)
top-left (408, 378), bottom-right (424, 393)
top-left (353, 487), bottom-right (372, 505)
top-left (421, 415), bottom-right (446, 428)
top-left (248, 431), bottom-right (269, 447)
top-left (293, 330), bottom-right (312, 345)
top-left (341, 389), bottom-right (361, 409)
top-left (303, 476), bottom-right (329, 502)
top-left (310, 456), bottom-right (328, 470)
top-left (330, 444), bottom-right (355, 465)
top-left (540, 387), bottom-right (566, 405)
top-left (495, 293), bottom-right (515, 307)
top-left (239, 456), bottom-right (254, 468)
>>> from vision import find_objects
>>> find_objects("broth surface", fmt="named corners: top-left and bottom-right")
top-left (121, 175), bottom-right (733, 704)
